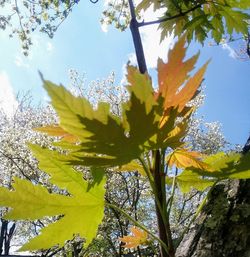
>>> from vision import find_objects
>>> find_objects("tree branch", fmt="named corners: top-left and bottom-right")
top-left (138, 4), bottom-right (203, 27)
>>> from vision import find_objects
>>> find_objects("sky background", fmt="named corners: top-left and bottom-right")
top-left (0, 1), bottom-right (250, 147)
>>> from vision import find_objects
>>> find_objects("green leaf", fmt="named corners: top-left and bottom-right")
top-left (166, 170), bottom-right (216, 193)
top-left (42, 66), bottom-right (180, 167)
top-left (210, 15), bottom-right (224, 43)
top-left (44, 73), bottom-right (155, 165)
top-left (229, 0), bottom-right (250, 8)
top-left (152, 0), bottom-right (250, 44)
top-left (219, 7), bottom-right (250, 35)
top-left (182, 14), bottom-right (211, 32)
top-left (87, 167), bottom-right (106, 191)
top-left (136, 0), bottom-right (161, 12)
top-left (0, 147), bottom-right (106, 251)
top-left (43, 80), bottom-right (94, 141)
top-left (190, 152), bottom-right (250, 179)
top-left (166, 151), bottom-right (250, 193)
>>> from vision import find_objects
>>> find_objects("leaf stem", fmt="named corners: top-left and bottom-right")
top-left (167, 170), bottom-right (177, 217)
top-left (138, 156), bottom-right (166, 221)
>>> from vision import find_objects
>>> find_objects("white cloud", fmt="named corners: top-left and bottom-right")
top-left (14, 36), bottom-right (54, 69)
top-left (0, 71), bottom-right (18, 117)
top-left (14, 55), bottom-right (30, 68)
top-left (221, 43), bottom-right (237, 59)
top-left (120, 63), bottom-right (129, 85)
top-left (101, 2), bottom-right (174, 84)
top-left (101, 18), bottom-right (109, 33)
top-left (138, 7), bottom-right (174, 68)
top-left (140, 25), bottom-right (174, 68)
top-left (46, 42), bottom-right (54, 52)
top-left (127, 52), bottom-right (137, 65)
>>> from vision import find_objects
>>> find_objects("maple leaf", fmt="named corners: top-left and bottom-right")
top-left (0, 145), bottom-right (106, 251)
top-left (42, 68), bottom-right (180, 167)
top-left (43, 73), bottom-right (159, 167)
top-left (156, 36), bottom-right (209, 115)
top-left (39, 37), bottom-right (208, 168)
top-left (166, 148), bottom-right (209, 170)
top-left (167, 152), bottom-right (250, 193)
top-left (214, 7), bottom-right (249, 35)
top-left (119, 227), bottom-right (148, 249)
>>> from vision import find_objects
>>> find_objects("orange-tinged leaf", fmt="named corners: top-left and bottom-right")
top-left (156, 36), bottom-right (209, 114)
top-left (35, 126), bottom-right (79, 143)
top-left (174, 61), bottom-right (209, 111)
top-left (119, 227), bottom-right (148, 249)
top-left (166, 149), bottom-right (209, 169)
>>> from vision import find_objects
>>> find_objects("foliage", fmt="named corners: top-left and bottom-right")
top-left (190, 151), bottom-right (250, 179)
top-left (66, 68), bottom-right (228, 256)
top-left (0, 36), bottom-right (249, 257)
top-left (0, 1), bottom-right (249, 256)
top-left (136, 0), bottom-right (250, 44)
top-left (0, 74), bottom-right (134, 256)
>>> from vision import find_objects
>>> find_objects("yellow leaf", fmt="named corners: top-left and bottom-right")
top-left (119, 227), bottom-right (148, 249)
top-left (35, 125), bottom-right (79, 143)
top-left (113, 161), bottom-right (146, 176)
top-left (162, 120), bottom-right (188, 149)
top-left (166, 149), bottom-right (209, 170)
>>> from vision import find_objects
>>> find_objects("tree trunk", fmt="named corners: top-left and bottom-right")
top-left (176, 136), bottom-right (250, 257)
top-left (176, 179), bottom-right (250, 257)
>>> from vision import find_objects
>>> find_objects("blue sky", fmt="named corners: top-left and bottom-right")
top-left (0, 1), bottom-right (249, 147)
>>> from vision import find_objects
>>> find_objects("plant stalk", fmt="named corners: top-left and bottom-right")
top-left (127, 1), bottom-right (174, 256)
top-left (153, 150), bottom-right (175, 257)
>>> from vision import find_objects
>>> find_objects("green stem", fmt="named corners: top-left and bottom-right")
top-left (160, 151), bottom-right (167, 218)
top-left (106, 202), bottom-right (169, 254)
top-left (138, 156), bottom-right (154, 184)
top-left (146, 152), bottom-right (152, 170)
top-left (138, 156), bottom-right (166, 224)
top-left (167, 173), bottom-right (177, 217)
top-left (153, 150), bottom-right (175, 257)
